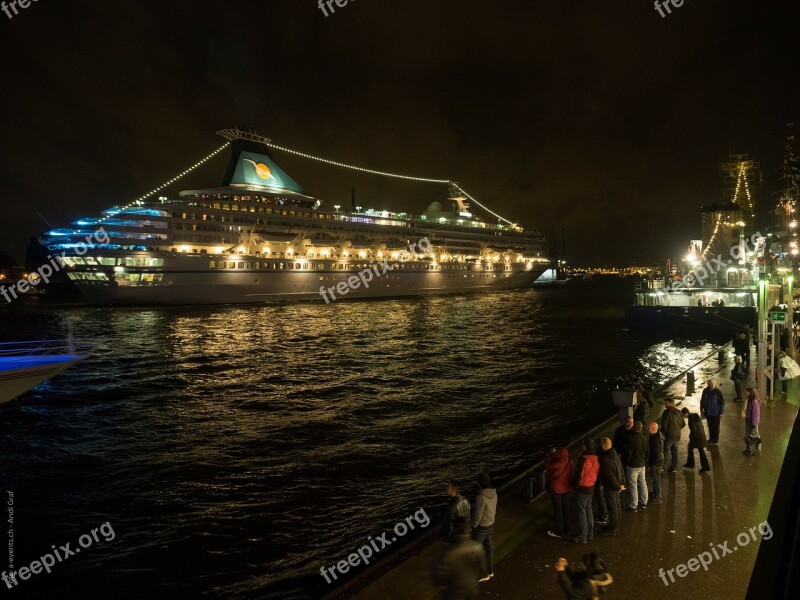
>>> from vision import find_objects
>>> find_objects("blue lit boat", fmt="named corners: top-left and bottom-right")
top-left (0, 340), bottom-right (87, 405)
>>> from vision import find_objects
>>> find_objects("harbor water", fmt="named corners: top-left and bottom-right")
top-left (0, 281), bottom-right (726, 598)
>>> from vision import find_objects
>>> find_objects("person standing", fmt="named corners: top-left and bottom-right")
top-left (633, 391), bottom-right (650, 430)
top-left (742, 325), bottom-right (753, 370)
top-left (442, 480), bottom-right (471, 543)
top-left (661, 398), bottom-right (685, 472)
top-left (734, 333), bottom-right (750, 371)
top-left (731, 356), bottom-right (746, 402)
top-left (778, 350), bottom-right (800, 401)
top-left (432, 521), bottom-right (486, 600)
top-left (613, 416), bottom-right (634, 469)
top-left (471, 473), bottom-right (497, 581)
top-left (647, 422), bottom-right (665, 503)
top-left (597, 437), bottom-right (624, 536)
top-left (624, 422), bottom-right (649, 511)
top-left (545, 447), bottom-right (574, 539)
top-left (700, 379), bottom-right (725, 445)
top-left (743, 387), bottom-right (762, 456)
top-left (571, 438), bottom-right (600, 545)
top-left (681, 408), bottom-right (710, 472)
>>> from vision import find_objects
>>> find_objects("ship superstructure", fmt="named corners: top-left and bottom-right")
top-left (33, 129), bottom-right (550, 305)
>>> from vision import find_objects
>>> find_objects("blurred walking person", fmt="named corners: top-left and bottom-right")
top-left (433, 521), bottom-right (486, 600)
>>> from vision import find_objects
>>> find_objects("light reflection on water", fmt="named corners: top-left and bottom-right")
top-left (0, 284), bottom-right (722, 598)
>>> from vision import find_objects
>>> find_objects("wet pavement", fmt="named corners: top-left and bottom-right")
top-left (340, 347), bottom-right (800, 600)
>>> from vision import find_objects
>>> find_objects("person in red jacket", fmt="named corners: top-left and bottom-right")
top-left (545, 447), bottom-right (574, 539)
top-left (572, 438), bottom-right (600, 544)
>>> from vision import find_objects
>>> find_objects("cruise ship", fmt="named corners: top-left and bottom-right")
top-left (30, 129), bottom-right (551, 305)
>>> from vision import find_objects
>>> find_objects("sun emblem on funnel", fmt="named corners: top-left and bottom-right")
top-left (243, 159), bottom-right (274, 180)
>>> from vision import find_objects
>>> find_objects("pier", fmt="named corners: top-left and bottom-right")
top-left (327, 346), bottom-right (800, 599)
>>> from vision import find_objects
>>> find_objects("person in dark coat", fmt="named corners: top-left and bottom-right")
top-left (647, 422), bottom-right (665, 502)
top-left (633, 391), bottom-right (650, 429)
top-left (681, 408), bottom-right (710, 472)
top-left (731, 356), bottom-right (746, 402)
top-left (545, 447), bottom-right (574, 539)
top-left (613, 416), bottom-right (634, 468)
top-left (700, 379), bottom-right (725, 445)
top-left (555, 553), bottom-right (614, 599)
top-left (433, 521), bottom-right (486, 600)
top-left (661, 399), bottom-right (686, 472)
top-left (597, 437), bottom-right (624, 536)
top-left (442, 480), bottom-right (471, 543)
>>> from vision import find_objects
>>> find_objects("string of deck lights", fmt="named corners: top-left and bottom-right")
top-left (113, 136), bottom-right (516, 227)
top-left (262, 141), bottom-right (516, 227)
top-left (262, 141), bottom-right (450, 185)
top-left (100, 142), bottom-right (230, 222)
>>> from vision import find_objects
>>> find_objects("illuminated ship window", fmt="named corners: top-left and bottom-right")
top-left (238, 262), bottom-right (244, 269)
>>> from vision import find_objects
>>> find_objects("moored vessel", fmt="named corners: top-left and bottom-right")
top-left (30, 129), bottom-right (551, 305)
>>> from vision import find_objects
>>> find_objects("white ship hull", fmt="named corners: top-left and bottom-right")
top-left (69, 254), bottom-right (550, 305)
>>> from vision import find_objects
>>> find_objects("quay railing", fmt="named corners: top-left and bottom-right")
top-left (322, 343), bottom-right (730, 600)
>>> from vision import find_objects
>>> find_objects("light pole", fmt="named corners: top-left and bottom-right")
top-left (758, 278), bottom-right (768, 401)
top-left (788, 275), bottom-right (795, 358)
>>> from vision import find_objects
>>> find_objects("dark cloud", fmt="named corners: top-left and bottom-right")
top-left (0, 0), bottom-right (798, 265)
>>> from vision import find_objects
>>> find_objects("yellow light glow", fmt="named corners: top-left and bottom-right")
top-left (237, 246), bottom-right (245, 253)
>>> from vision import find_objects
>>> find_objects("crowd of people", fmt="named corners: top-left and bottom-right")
top-left (431, 331), bottom-right (788, 599)
top-left (548, 336), bottom-right (776, 599)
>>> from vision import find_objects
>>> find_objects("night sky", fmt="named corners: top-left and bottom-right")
top-left (1, 0), bottom-right (798, 266)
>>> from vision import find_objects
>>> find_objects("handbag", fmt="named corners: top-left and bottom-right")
top-left (744, 425), bottom-right (761, 445)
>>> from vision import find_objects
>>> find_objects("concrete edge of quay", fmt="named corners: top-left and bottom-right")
top-left (322, 344), bottom-right (730, 600)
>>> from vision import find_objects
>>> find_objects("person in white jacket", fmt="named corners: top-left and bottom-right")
top-left (779, 351), bottom-right (800, 400)
top-left (471, 472), bottom-right (497, 581)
